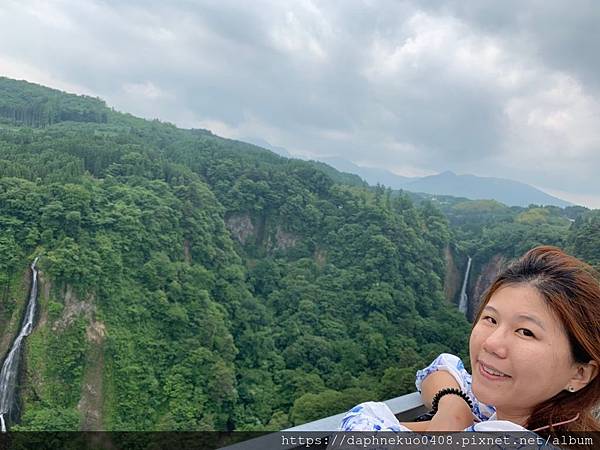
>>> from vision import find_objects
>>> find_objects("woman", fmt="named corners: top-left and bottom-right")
top-left (340, 246), bottom-right (600, 438)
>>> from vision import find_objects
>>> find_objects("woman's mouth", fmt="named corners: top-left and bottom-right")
top-left (478, 361), bottom-right (511, 380)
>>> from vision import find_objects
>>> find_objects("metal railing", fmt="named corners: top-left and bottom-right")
top-left (284, 391), bottom-right (426, 431)
top-left (224, 391), bottom-right (427, 449)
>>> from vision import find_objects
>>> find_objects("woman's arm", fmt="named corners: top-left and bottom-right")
top-left (400, 370), bottom-right (473, 431)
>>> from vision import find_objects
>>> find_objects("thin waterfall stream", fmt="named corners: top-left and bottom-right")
top-left (458, 256), bottom-right (472, 315)
top-left (0, 257), bottom-right (39, 433)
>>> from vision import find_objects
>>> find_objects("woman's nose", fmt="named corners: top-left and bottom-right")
top-left (482, 327), bottom-right (508, 359)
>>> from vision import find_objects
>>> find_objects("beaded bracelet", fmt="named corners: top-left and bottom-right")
top-left (430, 387), bottom-right (473, 415)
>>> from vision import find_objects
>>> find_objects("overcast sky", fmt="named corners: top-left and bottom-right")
top-left (1, 0), bottom-right (599, 208)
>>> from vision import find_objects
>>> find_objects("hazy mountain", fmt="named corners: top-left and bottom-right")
top-left (244, 137), bottom-right (292, 157)
top-left (404, 170), bottom-right (572, 208)
top-left (319, 157), bottom-right (415, 189)
top-left (315, 156), bottom-right (572, 208)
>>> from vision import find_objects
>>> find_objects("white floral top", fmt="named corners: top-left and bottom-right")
top-left (339, 353), bottom-right (526, 432)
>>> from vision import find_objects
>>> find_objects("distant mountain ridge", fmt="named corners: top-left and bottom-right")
top-left (404, 170), bottom-right (572, 208)
top-left (319, 157), bottom-right (414, 189)
top-left (318, 158), bottom-right (572, 208)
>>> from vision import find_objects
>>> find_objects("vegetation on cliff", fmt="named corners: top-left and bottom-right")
top-left (1, 77), bottom-right (597, 431)
top-left (0, 78), bottom-right (470, 431)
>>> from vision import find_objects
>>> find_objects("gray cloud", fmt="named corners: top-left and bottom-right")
top-left (421, 0), bottom-right (600, 92)
top-left (1, 0), bottom-right (598, 207)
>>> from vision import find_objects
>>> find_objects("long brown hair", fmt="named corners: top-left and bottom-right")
top-left (473, 246), bottom-right (600, 436)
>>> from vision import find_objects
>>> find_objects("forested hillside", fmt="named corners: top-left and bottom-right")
top-left (0, 78), bottom-right (472, 431)
top-left (0, 77), bottom-right (108, 128)
top-left (1, 78), bottom-right (598, 432)
top-left (417, 195), bottom-right (599, 318)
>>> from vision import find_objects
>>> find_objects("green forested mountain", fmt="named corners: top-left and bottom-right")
top-left (0, 78), bottom-right (597, 432)
top-left (0, 78), bottom-right (471, 431)
top-left (431, 197), bottom-right (595, 267)
top-left (0, 77), bottom-right (108, 128)
top-left (417, 196), bottom-right (598, 321)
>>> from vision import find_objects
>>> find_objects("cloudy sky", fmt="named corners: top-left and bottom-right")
top-left (1, 0), bottom-right (599, 207)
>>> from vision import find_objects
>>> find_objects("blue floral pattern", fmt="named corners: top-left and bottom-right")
top-left (339, 402), bottom-right (411, 432)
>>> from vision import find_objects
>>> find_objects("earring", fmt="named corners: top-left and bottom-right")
top-left (568, 386), bottom-right (575, 392)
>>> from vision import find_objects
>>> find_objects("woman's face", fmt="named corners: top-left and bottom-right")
top-left (469, 283), bottom-right (578, 423)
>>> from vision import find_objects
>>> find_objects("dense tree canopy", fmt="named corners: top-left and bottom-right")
top-left (0, 78), bottom-right (596, 432)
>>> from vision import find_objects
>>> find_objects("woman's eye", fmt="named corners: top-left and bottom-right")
top-left (482, 316), bottom-right (496, 325)
top-left (517, 328), bottom-right (535, 338)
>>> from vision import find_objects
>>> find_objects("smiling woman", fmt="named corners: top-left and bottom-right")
top-left (340, 246), bottom-right (600, 441)
top-left (470, 246), bottom-right (600, 433)
top-left (471, 284), bottom-right (596, 426)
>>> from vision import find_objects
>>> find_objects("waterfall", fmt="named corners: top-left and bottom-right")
top-left (458, 256), bottom-right (472, 315)
top-left (0, 257), bottom-right (39, 433)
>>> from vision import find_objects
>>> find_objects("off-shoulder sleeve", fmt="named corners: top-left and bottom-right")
top-left (415, 353), bottom-right (495, 422)
top-left (338, 402), bottom-right (412, 431)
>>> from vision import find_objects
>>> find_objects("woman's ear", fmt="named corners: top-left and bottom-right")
top-left (568, 360), bottom-right (599, 392)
